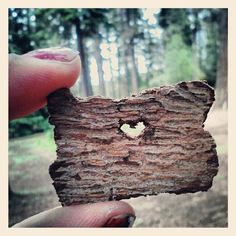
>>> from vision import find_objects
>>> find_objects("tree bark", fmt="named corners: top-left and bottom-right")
top-left (47, 81), bottom-right (218, 206)
top-left (215, 9), bottom-right (228, 109)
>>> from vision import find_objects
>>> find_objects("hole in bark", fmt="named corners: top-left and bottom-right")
top-left (120, 121), bottom-right (146, 138)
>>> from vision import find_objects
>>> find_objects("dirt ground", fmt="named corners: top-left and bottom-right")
top-left (8, 108), bottom-right (228, 227)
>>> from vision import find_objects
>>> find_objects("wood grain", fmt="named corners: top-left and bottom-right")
top-left (47, 81), bottom-right (218, 206)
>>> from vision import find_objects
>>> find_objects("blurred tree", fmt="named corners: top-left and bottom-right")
top-left (198, 9), bottom-right (220, 87)
top-left (124, 9), bottom-right (141, 93)
top-left (159, 9), bottom-right (193, 46)
top-left (40, 9), bottom-right (94, 96)
top-left (143, 27), bottom-right (155, 87)
top-left (141, 10), bottom-right (163, 88)
top-left (74, 13), bottom-right (93, 96)
top-left (102, 9), bottom-right (120, 98)
top-left (112, 9), bottom-right (128, 97)
top-left (88, 9), bottom-right (109, 96)
top-left (105, 29), bottom-right (116, 98)
top-left (61, 9), bottom-right (109, 97)
top-left (215, 9), bottom-right (228, 108)
top-left (116, 9), bottom-right (131, 96)
top-left (189, 9), bottom-right (202, 80)
top-left (9, 8), bottom-right (34, 54)
top-left (116, 9), bottom-right (143, 95)
top-left (158, 9), bottom-right (203, 84)
top-left (93, 33), bottom-right (106, 96)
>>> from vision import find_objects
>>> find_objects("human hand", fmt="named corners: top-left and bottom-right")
top-left (9, 47), bottom-right (136, 227)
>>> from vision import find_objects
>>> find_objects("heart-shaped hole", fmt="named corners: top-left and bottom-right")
top-left (120, 121), bottom-right (146, 138)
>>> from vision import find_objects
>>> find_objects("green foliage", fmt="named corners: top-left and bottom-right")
top-left (9, 108), bottom-right (52, 138)
top-left (159, 9), bottom-right (193, 46)
top-left (9, 9), bottom-right (34, 54)
top-left (163, 34), bottom-right (202, 84)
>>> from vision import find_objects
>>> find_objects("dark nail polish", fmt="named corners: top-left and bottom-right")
top-left (104, 214), bottom-right (136, 227)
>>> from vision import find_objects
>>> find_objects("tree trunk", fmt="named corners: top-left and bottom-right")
top-left (93, 34), bottom-right (106, 96)
top-left (75, 18), bottom-right (93, 96)
top-left (191, 9), bottom-right (201, 80)
top-left (106, 30), bottom-right (116, 98)
top-left (117, 9), bottom-right (140, 96)
top-left (124, 9), bottom-right (139, 93)
top-left (144, 28), bottom-right (155, 88)
top-left (124, 51), bottom-right (131, 96)
top-left (117, 43), bottom-right (122, 98)
top-left (119, 9), bottom-right (131, 97)
top-left (108, 57), bottom-right (116, 98)
top-left (129, 38), bottom-right (139, 93)
top-left (215, 9), bottom-right (228, 109)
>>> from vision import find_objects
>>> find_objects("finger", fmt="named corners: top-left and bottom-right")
top-left (12, 201), bottom-right (136, 228)
top-left (9, 47), bottom-right (81, 120)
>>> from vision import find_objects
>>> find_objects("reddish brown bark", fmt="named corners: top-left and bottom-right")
top-left (47, 81), bottom-right (218, 206)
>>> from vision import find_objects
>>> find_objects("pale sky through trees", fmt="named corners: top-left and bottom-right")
top-left (87, 9), bottom-right (162, 87)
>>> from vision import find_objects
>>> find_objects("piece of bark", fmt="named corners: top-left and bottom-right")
top-left (47, 81), bottom-right (218, 206)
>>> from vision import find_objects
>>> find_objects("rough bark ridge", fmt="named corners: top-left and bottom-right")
top-left (47, 81), bottom-right (218, 206)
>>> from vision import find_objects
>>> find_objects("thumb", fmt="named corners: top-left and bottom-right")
top-left (12, 201), bottom-right (136, 228)
top-left (9, 47), bottom-right (81, 120)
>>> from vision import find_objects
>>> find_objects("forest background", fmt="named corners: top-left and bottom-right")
top-left (9, 8), bottom-right (227, 137)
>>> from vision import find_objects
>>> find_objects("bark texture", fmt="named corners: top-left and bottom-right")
top-left (47, 81), bottom-right (218, 206)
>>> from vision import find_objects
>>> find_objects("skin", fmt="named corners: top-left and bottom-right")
top-left (9, 48), bottom-right (81, 119)
top-left (9, 48), bottom-right (135, 227)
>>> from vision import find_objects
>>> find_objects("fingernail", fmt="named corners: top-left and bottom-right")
top-left (23, 47), bottom-right (79, 63)
top-left (104, 214), bottom-right (136, 227)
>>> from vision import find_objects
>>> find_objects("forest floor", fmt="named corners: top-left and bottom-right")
top-left (9, 108), bottom-right (228, 227)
